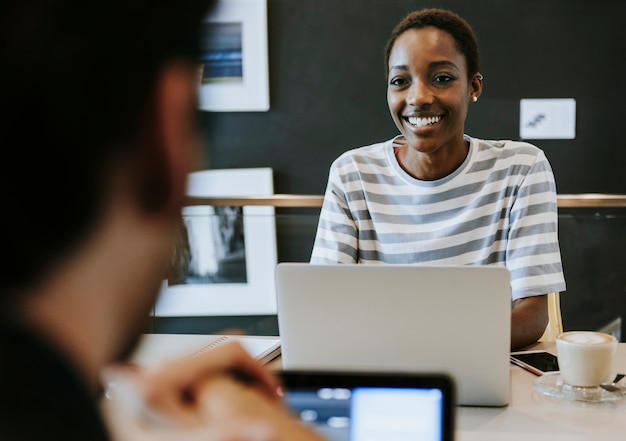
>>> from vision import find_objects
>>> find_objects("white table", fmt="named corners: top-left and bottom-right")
top-left (105, 339), bottom-right (626, 440)
top-left (268, 341), bottom-right (626, 440)
top-left (455, 342), bottom-right (626, 441)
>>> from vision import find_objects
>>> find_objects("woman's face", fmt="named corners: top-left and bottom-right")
top-left (387, 26), bottom-right (479, 155)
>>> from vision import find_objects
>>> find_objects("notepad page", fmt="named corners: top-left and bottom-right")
top-left (130, 334), bottom-right (280, 367)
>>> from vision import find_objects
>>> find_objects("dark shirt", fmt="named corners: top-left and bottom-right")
top-left (0, 318), bottom-right (110, 440)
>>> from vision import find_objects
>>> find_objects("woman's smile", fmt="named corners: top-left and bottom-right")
top-left (404, 114), bottom-right (443, 129)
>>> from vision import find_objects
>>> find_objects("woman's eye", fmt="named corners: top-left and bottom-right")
top-left (389, 77), bottom-right (408, 87)
top-left (433, 74), bottom-right (455, 83)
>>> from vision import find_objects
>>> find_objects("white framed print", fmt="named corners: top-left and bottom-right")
top-left (154, 168), bottom-right (278, 316)
top-left (519, 98), bottom-right (576, 140)
top-left (198, 0), bottom-right (270, 112)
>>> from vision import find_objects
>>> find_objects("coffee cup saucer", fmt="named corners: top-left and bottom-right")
top-left (533, 372), bottom-right (624, 403)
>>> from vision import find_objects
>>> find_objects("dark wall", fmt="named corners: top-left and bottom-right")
top-left (155, 0), bottom-right (626, 337)
top-left (201, 0), bottom-right (626, 195)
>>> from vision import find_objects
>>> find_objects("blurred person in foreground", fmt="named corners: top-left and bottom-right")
top-left (0, 1), bottom-right (324, 440)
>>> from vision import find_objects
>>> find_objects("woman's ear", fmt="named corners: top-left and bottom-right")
top-left (470, 72), bottom-right (483, 103)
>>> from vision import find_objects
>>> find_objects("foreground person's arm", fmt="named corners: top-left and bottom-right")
top-left (196, 375), bottom-right (327, 441)
top-left (101, 341), bottom-right (326, 440)
top-left (127, 341), bottom-right (282, 425)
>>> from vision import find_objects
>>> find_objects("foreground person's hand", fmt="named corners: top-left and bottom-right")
top-left (102, 341), bottom-right (303, 437)
top-left (195, 375), bottom-right (327, 441)
top-left (130, 341), bottom-right (282, 425)
top-left (102, 371), bottom-right (326, 441)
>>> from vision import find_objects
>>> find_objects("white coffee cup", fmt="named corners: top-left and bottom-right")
top-left (556, 331), bottom-right (618, 388)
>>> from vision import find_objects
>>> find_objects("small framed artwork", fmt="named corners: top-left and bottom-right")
top-left (198, 0), bottom-right (270, 112)
top-left (154, 168), bottom-right (278, 316)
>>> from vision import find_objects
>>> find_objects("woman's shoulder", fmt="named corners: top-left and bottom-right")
top-left (469, 137), bottom-right (548, 166)
top-left (472, 137), bottom-right (544, 155)
top-left (331, 138), bottom-right (394, 166)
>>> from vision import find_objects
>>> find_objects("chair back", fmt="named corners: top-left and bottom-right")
top-left (538, 292), bottom-right (563, 342)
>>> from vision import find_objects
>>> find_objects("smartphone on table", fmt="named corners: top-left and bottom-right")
top-left (510, 350), bottom-right (560, 376)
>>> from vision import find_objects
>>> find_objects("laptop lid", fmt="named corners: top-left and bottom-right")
top-left (280, 370), bottom-right (455, 441)
top-left (275, 263), bottom-right (511, 407)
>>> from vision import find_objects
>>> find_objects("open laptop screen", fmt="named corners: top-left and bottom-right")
top-left (279, 371), bottom-right (455, 441)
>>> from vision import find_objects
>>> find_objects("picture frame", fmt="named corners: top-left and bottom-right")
top-left (198, 0), bottom-right (270, 112)
top-left (154, 168), bottom-right (278, 316)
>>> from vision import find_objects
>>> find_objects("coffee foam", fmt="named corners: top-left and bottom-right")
top-left (559, 331), bottom-right (614, 345)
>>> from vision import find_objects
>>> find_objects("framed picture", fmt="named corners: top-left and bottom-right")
top-left (198, 0), bottom-right (270, 112)
top-left (154, 168), bottom-right (278, 316)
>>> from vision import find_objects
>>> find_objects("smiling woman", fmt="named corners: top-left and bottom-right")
top-left (310, 8), bottom-right (567, 351)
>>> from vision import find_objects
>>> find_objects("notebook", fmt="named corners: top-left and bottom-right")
top-left (275, 263), bottom-right (511, 407)
top-left (129, 333), bottom-right (281, 367)
top-left (280, 370), bottom-right (455, 441)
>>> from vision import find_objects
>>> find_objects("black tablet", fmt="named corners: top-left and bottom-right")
top-left (279, 370), bottom-right (455, 441)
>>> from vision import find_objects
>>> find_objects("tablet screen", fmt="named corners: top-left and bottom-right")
top-left (279, 371), bottom-right (454, 441)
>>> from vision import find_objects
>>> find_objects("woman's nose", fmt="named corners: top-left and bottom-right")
top-left (407, 81), bottom-right (432, 106)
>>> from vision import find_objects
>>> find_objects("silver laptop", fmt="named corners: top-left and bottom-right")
top-left (275, 263), bottom-right (511, 407)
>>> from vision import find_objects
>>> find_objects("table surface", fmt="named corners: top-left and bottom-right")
top-left (268, 341), bottom-right (626, 441)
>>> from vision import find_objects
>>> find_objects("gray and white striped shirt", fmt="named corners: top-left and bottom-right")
top-left (311, 135), bottom-right (566, 301)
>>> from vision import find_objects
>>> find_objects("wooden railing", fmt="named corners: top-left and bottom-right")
top-left (185, 193), bottom-right (626, 208)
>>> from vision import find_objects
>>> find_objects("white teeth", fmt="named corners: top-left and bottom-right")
top-left (407, 115), bottom-right (441, 127)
